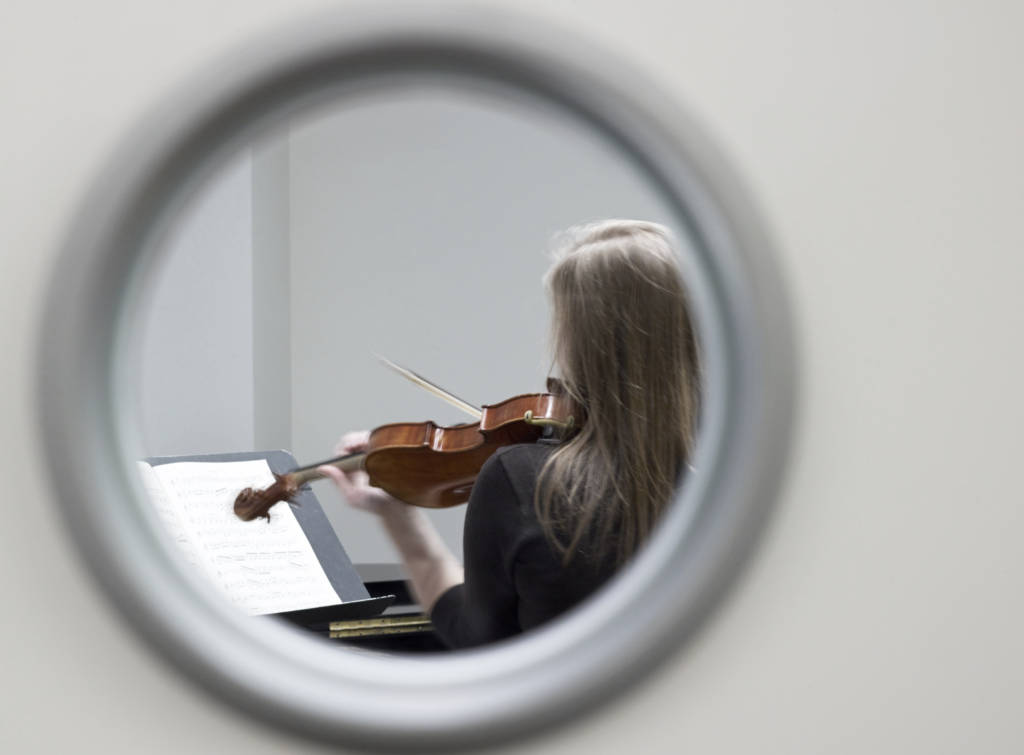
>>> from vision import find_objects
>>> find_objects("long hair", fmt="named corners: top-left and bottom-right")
top-left (536, 219), bottom-right (701, 566)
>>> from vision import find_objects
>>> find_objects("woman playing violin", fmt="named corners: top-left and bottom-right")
top-left (319, 219), bottom-right (701, 649)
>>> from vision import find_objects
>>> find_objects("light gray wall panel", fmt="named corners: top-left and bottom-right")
top-left (252, 140), bottom-right (293, 452)
top-left (136, 153), bottom-right (255, 457)
top-left (287, 87), bottom-right (678, 564)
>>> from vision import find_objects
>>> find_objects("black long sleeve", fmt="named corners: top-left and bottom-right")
top-left (430, 443), bottom-right (614, 649)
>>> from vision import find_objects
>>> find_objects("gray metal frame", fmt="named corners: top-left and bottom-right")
top-left (36, 6), bottom-right (796, 752)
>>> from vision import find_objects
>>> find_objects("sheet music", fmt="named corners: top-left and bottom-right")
top-left (138, 459), bottom-right (342, 615)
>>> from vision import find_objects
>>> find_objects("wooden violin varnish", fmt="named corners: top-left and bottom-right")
top-left (233, 358), bottom-right (579, 522)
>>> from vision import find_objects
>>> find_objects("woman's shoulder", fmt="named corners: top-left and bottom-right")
top-left (474, 443), bottom-right (556, 506)
top-left (490, 441), bottom-right (557, 473)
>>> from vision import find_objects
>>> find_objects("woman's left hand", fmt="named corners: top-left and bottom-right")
top-left (318, 430), bottom-right (410, 517)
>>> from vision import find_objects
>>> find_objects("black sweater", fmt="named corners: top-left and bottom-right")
top-left (430, 442), bottom-right (615, 649)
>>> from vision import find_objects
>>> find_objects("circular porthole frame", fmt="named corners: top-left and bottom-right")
top-left (37, 6), bottom-right (796, 752)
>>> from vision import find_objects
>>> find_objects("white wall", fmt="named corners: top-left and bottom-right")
top-left (3, 2), bottom-right (1024, 755)
top-left (286, 86), bottom-right (678, 563)
top-left (131, 85), bottom-right (678, 567)
top-left (136, 153), bottom-right (255, 457)
top-left (252, 141), bottom-right (294, 451)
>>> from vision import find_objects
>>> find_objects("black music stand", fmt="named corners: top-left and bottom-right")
top-left (145, 449), bottom-right (395, 631)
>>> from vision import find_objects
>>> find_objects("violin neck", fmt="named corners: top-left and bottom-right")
top-left (289, 451), bottom-right (365, 486)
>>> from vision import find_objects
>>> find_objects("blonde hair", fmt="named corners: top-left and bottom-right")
top-left (537, 219), bottom-right (701, 566)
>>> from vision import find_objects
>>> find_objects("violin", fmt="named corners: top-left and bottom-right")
top-left (234, 380), bottom-right (579, 522)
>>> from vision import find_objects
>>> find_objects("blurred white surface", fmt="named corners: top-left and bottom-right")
top-left (2, 2), bottom-right (1022, 753)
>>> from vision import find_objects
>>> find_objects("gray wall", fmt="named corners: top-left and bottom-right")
top-left (252, 140), bottom-right (294, 451)
top-left (136, 153), bottom-right (255, 457)
top-left (135, 85), bottom-right (678, 566)
top-left (4, 2), bottom-right (1024, 755)
top-left (286, 86), bottom-right (678, 563)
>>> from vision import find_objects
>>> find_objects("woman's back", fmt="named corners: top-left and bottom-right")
top-left (431, 443), bottom-right (617, 648)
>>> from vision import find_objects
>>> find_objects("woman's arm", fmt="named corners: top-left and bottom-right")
top-left (317, 432), bottom-right (463, 612)
top-left (371, 504), bottom-right (464, 612)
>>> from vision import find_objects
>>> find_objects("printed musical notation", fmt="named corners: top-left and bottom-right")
top-left (137, 459), bottom-right (342, 615)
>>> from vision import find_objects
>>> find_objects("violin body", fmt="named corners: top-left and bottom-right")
top-left (364, 392), bottom-right (575, 508)
top-left (234, 387), bottom-right (579, 522)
